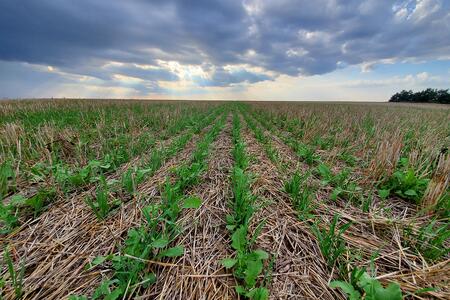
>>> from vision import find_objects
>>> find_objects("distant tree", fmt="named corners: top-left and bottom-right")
top-left (389, 90), bottom-right (414, 102)
top-left (435, 89), bottom-right (450, 104)
top-left (389, 88), bottom-right (450, 104)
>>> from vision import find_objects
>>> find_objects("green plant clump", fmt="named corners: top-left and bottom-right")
top-left (330, 268), bottom-right (403, 300)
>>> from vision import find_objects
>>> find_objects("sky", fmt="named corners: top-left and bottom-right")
top-left (0, 0), bottom-right (449, 101)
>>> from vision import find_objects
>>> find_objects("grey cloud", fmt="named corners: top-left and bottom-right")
top-left (196, 67), bottom-right (273, 86)
top-left (0, 0), bottom-right (449, 95)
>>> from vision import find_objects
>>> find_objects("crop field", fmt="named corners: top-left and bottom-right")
top-left (0, 99), bottom-right (449, 300)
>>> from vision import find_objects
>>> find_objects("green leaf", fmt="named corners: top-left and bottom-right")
top-left (330, 281), bottom-right (361, 300)
top-left (221, 258), bottom-right (237, 268)
top-left (358, 273), bottom-right (402, 300)
top-left (331, 187), bottom-right (343, 201)
top-left (182, 196), bottom-right (202, 209)
top-left (235, 285), bottom-right (246, 295)
top-left (151, 238), bottom-right (169, 249)
top-left (226, 224), bottom-right (236, 231)
top-left (104, 288), bottom-right (122, 300)
top-left (378, 189), bottom-right (390, 199)
top-left (100, 163), bottom-right (111, 170)
top-left (90, 255), bottom-right (110, 267)
top-left (247, 287), bottom-right (269, 300)
top-left (414, 287), bottom-right (437, 295)
top-left (9, 194), bottom-right (27, 207)
top-left (244, 258), bottom-right (263, 286)
top-left (253, 249), bottom-right (269, 260)
top-left (231, 225), bottom-right (247, 252)
top-left (371, 282), bottom-right (402, 300)
top-left (159, 246), bottom-right (184, 258)
top-left (404, 189), bottom-right (418, 197)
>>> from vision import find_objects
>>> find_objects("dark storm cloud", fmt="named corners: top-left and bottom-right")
top-left (196, 67), bottom-right (272, 87)
top-left (0, 0), bottom-right (449, 94)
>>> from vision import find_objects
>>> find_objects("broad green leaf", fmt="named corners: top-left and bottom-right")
top-left (231, 225), bottom-right (247, 252)
top-left (404, 189), bottom-right (418, 197)
top-left (104, 289), bottom-right (122, 300)
top-left (358, 272), bottom-right (402, 300)
top-left (90, 255), bottom-right (110, 267)
top-left (247, 287), bottom-right (269, 300)
top-left (330, 280), bottom-right (361, 300)
top-left (151, 237), bottom-right (169, 249)
top-left (182, 196), bottom-right (202, 209)
top-left (159, 246), bottom-right (184, 258)
top-left (378, 189), bottom-right (390, 199)
top-left (244, 258), bottom-right (263, 286)
top-left (235, 285), bottom-right (246, 295)
top-left (371, 282), bottom-right (402, 300)
top-left (253, 249), bottom-right (269, 260)
top-left (221, 258), bottom-right (237, 268)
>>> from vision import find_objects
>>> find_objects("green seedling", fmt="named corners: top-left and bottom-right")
top-left (404, 219), bottom-right (450, 262)
top-left (330, 268), bottom-right (402, 300)
top-left (382, 168), bottom-right (429, 204)
top-left (121, 167), bottom-right (150, 194)
top-left (26, 188), bottom-right (56, 217)
top-left (3, 246), bottom-right (25, 299)
top-left (0, 200), bottom-right (21, 234)
top-left (85, 176), bottom-right (118, 220)
top-left (222, 224), bottom-right (269, 299)
top-left (284, 172), bottom-right (315, 220)
top-left (0, 162), bottom-right (15, 200)
top-left (297, 144), bottom-right (320, 165)
top-left (226, 167), bottom-right (256, 231)
top-left (310, 214), bottom-right (351, 277)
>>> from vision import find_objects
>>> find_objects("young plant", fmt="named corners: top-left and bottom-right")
top-left (0, 162), bottom-right (15, 200)
top-left (85, 176), bottom-right (118, 220)
top-left (310, 214), bottom-right (351, 277)
top-left (226, 167), bottom-right (256, 231)
top-left (121, 167), bottom-right (150, 194)
top-left (403, 219), bottom-right (450, 262)
top-left (330, 268), bottom-right (403, 300)
top-left (297, 144), bottom-right (320, 165)
top-left (0, 201), bottom-right (20, 234)
top-left (222, 224), bottom-right (269, 299)
top-left (25, 188), bottom-right (56, 217)
top-left (381, 168), bottom-right (429, 204)
top-left (3, 246), bottom-right (25, 299)
top-left (284, 172), bottom-right (315, 220)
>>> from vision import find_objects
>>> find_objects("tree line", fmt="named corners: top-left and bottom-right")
top-left (389, 88), bottom-right (450, 104)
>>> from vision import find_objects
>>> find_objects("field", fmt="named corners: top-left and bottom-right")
top-left (0, 100), bottom-right (449, 299)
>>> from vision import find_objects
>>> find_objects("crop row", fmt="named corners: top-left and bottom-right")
top-left (70, 112), bottom-right (228, 299)
top-left (220, 112), bottom-right (269, 299)
top-left (240, 104), bottom-right (448, 299)
top-left (249, 105), bottom-right (448, 214)
top-left (247, 107), bottom-right (449, 252)
top-left (0, 106), bottom-right (222, 235)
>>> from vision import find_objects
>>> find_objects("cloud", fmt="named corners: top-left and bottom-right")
top-left (0, 0), bottom-right (449, 97)
top-left (341, 71), bottom-right (449, 88)
top-left (195, 66), bottom-right (273, 86)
